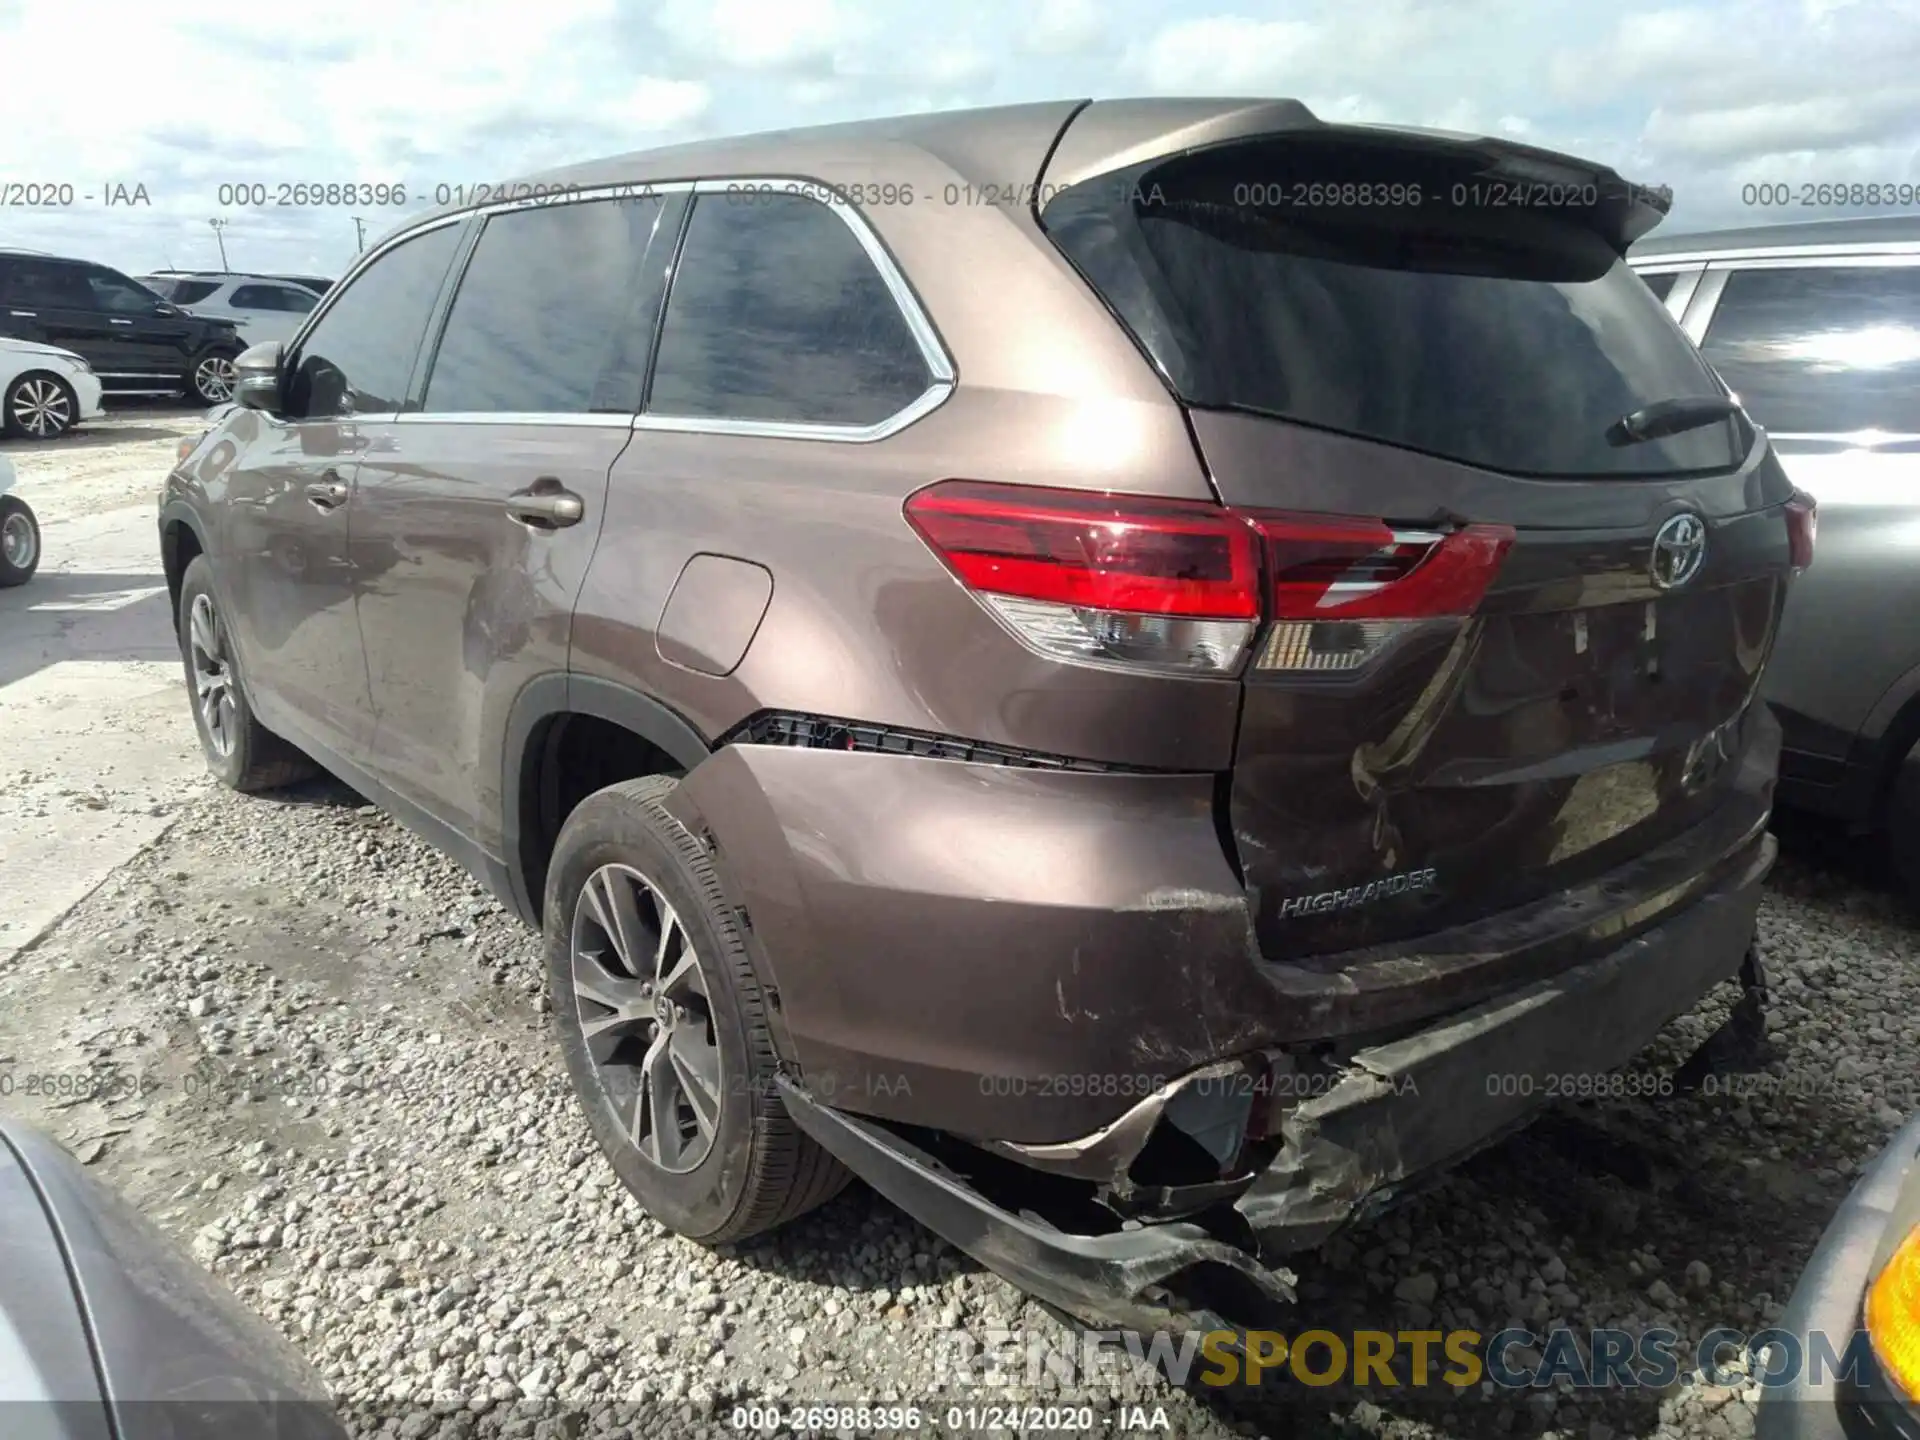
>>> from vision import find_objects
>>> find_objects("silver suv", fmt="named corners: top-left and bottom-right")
top-left (1632, 215), bottom-right (1920, 892)
top-left (137, 272), bottom-right (321, 347)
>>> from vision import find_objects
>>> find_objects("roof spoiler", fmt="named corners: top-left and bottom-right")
top-left (1041, 99), bottom-right (1672, 256)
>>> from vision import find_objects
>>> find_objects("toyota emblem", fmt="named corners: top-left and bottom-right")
top-left (1650, 513), bottom-right (1707, 590)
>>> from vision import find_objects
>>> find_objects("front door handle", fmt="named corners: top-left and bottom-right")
top-left (110, 318), bottom-right (134, 326)
top-left (8, 310), bottom-right (35, 318)
top-left (505, 481), bottom-right (585, 529)
top-left (305, 474), bottom-right (348, 509)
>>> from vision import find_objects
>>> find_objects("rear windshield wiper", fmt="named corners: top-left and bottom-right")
top-left (1606, 396), bottom-right (1740, 447)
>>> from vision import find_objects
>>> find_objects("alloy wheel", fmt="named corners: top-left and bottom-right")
top-left (9, 377), bottom-right (72, 438)
top-left (194, 355), bottom-right (237, 402)
top-left (570, 862), bottom-right (723, 1174)
top-left (0, 511), bottom-right (36, 571)
top-left (187, 592), bottom-right (237, 757)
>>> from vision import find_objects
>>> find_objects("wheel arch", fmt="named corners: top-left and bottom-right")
top-left (503, 674), bottom-right (713, 925)
top-left (158, 503), bottom-right (209, 631)
top-left (1859, 663), bottom-right (1920, 827)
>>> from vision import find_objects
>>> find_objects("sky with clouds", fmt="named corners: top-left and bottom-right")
top-left (2, 0), bottom-right (1917, 279)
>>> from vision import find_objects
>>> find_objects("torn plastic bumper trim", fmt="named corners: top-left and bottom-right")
top-left (774, 1076), bottom-right (1295, 1333)
top-left (979, 1057), bottom-right (1254, 1186)
top-left (1235, 829), bottom-right (1775, 1253)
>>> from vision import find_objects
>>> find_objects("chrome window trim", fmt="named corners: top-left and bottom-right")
top-left (630, 380), bottom-right (954, 443)
top-left (1768, 430), bottom-right (1920, 446)
top-left (1703, 252), bottom-right (1920, 273)
top-left (457, 176), bottom-right (957, 442)
top-left (1664, 267), bottom-right (1703, 320)
top-left (395, 411), bottom-right (633, 428)
top-left (1678, 267), bottom-right (1729, 345)
top-left (1636, 239), bottom-right (1920, 266)
top-left (1630, 262), bottom-right (1705, 322)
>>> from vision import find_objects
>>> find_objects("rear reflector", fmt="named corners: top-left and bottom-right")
top-left (1785, 490), bottom-right (1817, 572)
top-left (904, 482), bottom-right (1514, 676)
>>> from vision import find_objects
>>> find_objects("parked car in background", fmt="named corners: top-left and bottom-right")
top-left (0, 332), bottom-right (103, 438)
top-left (0, 248), bottom-right (244, 404)
top-left (162, 98), bottom-right (1807, 1334)
top-left (147, 269), bottom-right (334, 297)
top-left (0, 1119), bottom-right (346, 1436)
top-left (1633, 217), bottom-right (1920, 895)
top-left (138, 272), bottom-right (323, 346)
top-left (1756, 1113), bottom-right (1920, 1440)
top-left (0, 454), bottom-right (39, 586)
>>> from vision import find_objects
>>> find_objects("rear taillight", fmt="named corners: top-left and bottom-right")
top-left (1786, 490), bottom-right (1817, 572)
top-left (904, 481), bottom-right (1262, 673)
top-left (903, 482), bottom-right (1513, 676)
top-left (1251, 514), bottom-right (1515, 672)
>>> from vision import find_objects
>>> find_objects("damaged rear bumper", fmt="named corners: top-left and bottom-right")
top-left (778, 829), bottom-right (1773, 1329)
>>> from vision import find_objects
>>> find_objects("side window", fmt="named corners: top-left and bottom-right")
top-left (10, 261), bottom-right (95, 309)
top-left (1640, 271), bottom-right (1677, 302)
top-left (162, 279), bottom-right (221, 305)
top-left (1702, 265), bottom-right (1920, 434)
top-left (421, 195), bottom-right (666, 414)
top-left (233, 284), bottom-right (318, 313)
top-left (285, 224), bottom-right (463, 420)
top-left (87, 270), bottom-right (162, 314)
top-left (648, 192), bottom-right (933, 427)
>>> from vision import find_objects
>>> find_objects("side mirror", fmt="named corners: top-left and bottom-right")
top-left (233, 340), bottom-right (284, 412)
top-left (154, 303), bottom-right (179, 317)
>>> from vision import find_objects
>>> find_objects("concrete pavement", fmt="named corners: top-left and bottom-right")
top-left (0, 410), bottom-right (211, 965)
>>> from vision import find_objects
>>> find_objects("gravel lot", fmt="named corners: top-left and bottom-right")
top-left (2, 420), bottom-right (1918, 1440)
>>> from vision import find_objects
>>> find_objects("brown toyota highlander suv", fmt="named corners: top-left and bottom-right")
top-left (159, 98), bottom-right (1815, 1332)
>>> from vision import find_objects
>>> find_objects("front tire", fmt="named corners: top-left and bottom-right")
top-left (545, 776), bottom-right (849, 1243)
top-left (0, 495), bottom-right (40, 586)
top-left (2, 372), bottom-right (77, 438)
top-left (176, 556), bottom-right (314, 790)
top-left (188, 350), bottom-right (238, 405)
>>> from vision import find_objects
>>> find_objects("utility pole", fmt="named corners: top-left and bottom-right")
top-left (353, 216), bottom-right (368, 252)
top-left (207, 217), bottom-right (230, 269)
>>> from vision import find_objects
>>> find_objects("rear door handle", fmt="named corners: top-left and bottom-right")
top-left (110, 318), bottom-right (134, 326)
top-left (8, 310), bottom-right (34, 318)
top-left (505, 482), bottom-right (585, 529)
top-left (305, 474), bottom-right (348, 509)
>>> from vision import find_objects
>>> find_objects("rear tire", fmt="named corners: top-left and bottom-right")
top-left (0, 495), bottom-right (40, 586)
top-left (176, 556), bottom-right (314, 791)
top-left (1889, 741), bottom-right (1920, 905)
top-left (544, 775), bottom-right (849, 1243)
top-left (188, 349), bottom-right (238, 405)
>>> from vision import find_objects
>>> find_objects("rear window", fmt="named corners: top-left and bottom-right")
top-left (1041, 137), bottom-right (1745, 478)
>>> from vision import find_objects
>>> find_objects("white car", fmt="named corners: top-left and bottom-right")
top-left (0, 334), bottom-right (104, 440)
top-left (136, 273), bottom-right (321, 347)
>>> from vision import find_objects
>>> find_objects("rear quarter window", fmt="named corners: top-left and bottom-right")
top-left (645, 191), bottom-right (932, 429)
top-left (1041, 137), bottom-right (1744, 478)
